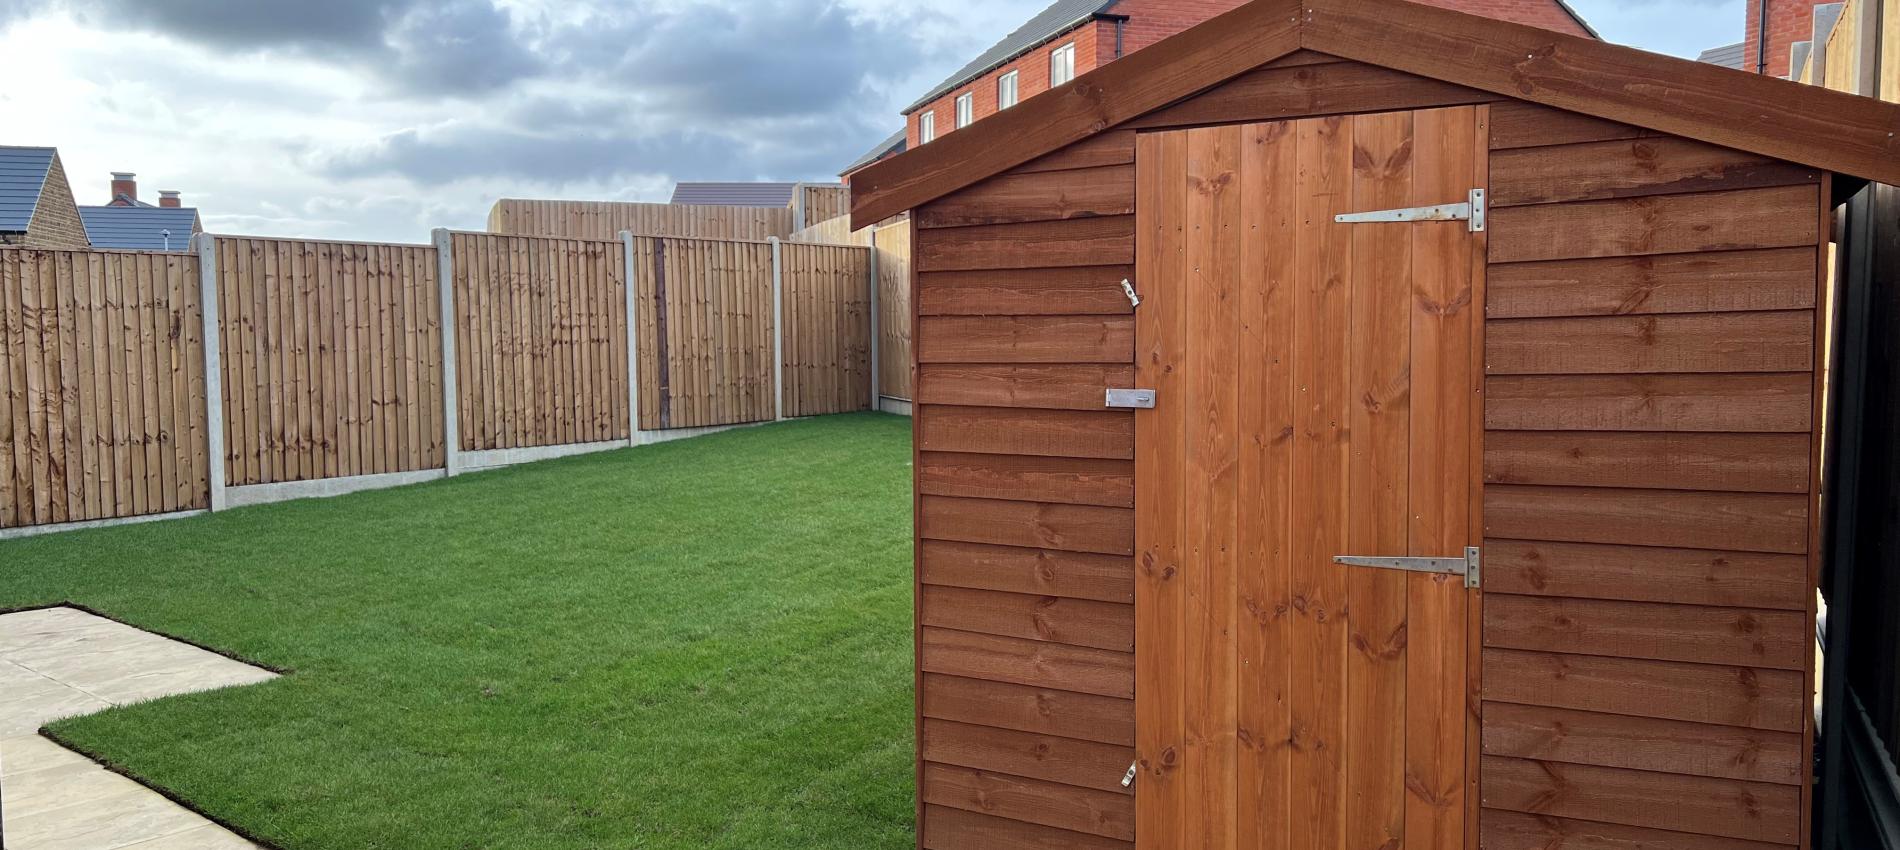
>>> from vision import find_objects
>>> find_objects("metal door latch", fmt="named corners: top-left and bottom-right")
top-left (1333, 546), bottom-right (1481, 589)
top-left (1106, 389), bottom-right (1156, 409)
top-left (1334, 189), bottom-right (1486, 232)
top-left (1120, 278), bottom-right (1141, 308)
top-left (1121, 761), bottom-right (1138, 788)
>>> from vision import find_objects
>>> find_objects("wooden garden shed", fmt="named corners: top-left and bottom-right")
top-left (849, 0), bottom-right (1900, 848)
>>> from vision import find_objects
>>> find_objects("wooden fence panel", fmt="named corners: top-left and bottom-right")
top-left (452, 233), bottom-right (628, 450)
top-left (215, 237), bottom-right (443, 485)
top-left (0, 248), bottom-right (206, 527)
top-left (799, 186), bottom-right (851, 227)
top-left (876, 221), bottom-right (914, 401)
top-left (781, 242), bottom-right (872, 417)
top-left (629, 236), bottom-right (776, 430)
top-left (488, 200), bottom-right (793, 242)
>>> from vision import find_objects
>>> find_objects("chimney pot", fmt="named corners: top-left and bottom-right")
top-left (109, 172), bottom-right (137, 206)
top-left (158, 190), bottom-right (181, 209)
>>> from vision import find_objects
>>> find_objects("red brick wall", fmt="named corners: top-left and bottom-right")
top-left (904, 0), bottom-right (1594, 143)
top-left (1742, 0), bottom-right (1826, 77)
top-left (907, 21), bottom-right (1105, 149)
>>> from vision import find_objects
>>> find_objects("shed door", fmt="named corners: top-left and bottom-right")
top-left (1133, 106), bottom-right (1485, 850)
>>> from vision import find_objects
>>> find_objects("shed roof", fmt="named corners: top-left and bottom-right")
top-left (851, 0), bottom-right (1900, 227)
top-left (670, 183), bottom-right (798, 207)
top-left (78, 205), bottom-right (200, 252)
top-left (0, 146), bottom-right (56, 233)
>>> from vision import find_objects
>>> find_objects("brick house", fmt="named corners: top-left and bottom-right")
top-left (0, 146), bottom-right (90, 249)
top-left (893, 0), bottom-right (1596, 154)
top-left (1700, 0), bottom-right (1835, 78)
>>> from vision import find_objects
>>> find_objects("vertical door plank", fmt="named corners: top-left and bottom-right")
top-left (1289, 114), bottom-right (1354, 850)
top-left (1236, 117), bottom-right (1298, 850)
top-left (1406, 105), bottom-right (1479, 850)
top-left (1134, 129), bottom-right (1188, 850)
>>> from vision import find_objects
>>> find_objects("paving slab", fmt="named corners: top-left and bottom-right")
top-left (0, 607), bottom-right (271, 850)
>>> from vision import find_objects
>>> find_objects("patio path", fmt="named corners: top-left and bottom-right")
top-left (0, 607), bottom-right (274, 849)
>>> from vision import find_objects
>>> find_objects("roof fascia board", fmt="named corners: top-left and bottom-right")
top-left (1301, 0), bottom-right (1900, 185)
top-left (853, 0), bottom-right (1302, 226)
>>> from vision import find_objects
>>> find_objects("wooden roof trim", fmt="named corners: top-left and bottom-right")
top-left (849, 0), bottom-right (1301, 227)
top-left (1301, 0), bottom-right (1900, 187)
top-left (852, 0), bottom-right (1900, 227)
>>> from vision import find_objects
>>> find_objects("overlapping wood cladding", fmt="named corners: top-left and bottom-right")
top-left (1477, 100), bottom-right (1822, 850)
top-left (905, 57), bottom-right (1830, 850)
top-left (912, 128), bottom-right (1139, 850)
top-left (216, 237), bottom-right (444, 484)
top-left (0, 249), bottom-right (206, 526)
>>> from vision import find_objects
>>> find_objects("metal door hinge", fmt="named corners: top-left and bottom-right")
top-left (1334, 546), bottom-right (1481, 589)
top-left (1334, 189), bottom-right (1485, 232)
top-left (1121, 761), bottom-right (1138, 788)
top-left (1106, 388), bottom-right (1156, 409)
top-left (1120, 278), bottom-right (1141, 308)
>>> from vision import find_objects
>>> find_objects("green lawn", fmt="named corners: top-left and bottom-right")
top-left (2, 413), bottom-right (916, 850)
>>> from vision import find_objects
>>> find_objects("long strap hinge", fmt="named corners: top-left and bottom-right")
top-left (1333, 546), bottom-right (1481, 589)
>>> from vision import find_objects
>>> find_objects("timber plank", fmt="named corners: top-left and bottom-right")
top-left (1483, 484), bottom-right (1808, 554)
top-left (1481, 539), bottom-right (1809, 610)
top-left (1489, 137), bottom-right (1818, 206)
top-left (919, 495), bottom-right (1132, 556)
top-left (924, 763), bottom-right (1135, 840)
top-left (1479, 755), bottom-right (1801, 843)
top-left (917, 315), bottom-right (1133, 364)
top-left (917, 364), bottom-right (1136, 411)
top-left (1485, 311), bottom-right (1812, 375)
top-left (1481, 810), bottom-right (1792, 850)
top-left (920, 540), bottom-right (1133, 604)
top-left (922, 719), bottom-right (1134, 796)
top-left (922, 804), bottom-right (1132, 850)
top-left (921, 586), bottom-right (1134, 651)
top-left (1482, 648), bottom-right (1805, 731)
top-left (1482, 703), bottom-right (1804, 785)
top-left (920, 626), bottom-right (1135, 700)
top-left (917, 166), bottom-right (1135, 229)
top-left (1126, 61), bottom-right (1494, 131)
top-left (1483, 594), bottom-right (1807, 669)
top-left (919, 452), bottom-right (1133, 508)
top-left (917, 405), bottom-right (1132, 459)
top-left (917, 266), bottom-right (1135, 316)
top-left (1482, 431), bottom-right (1810, 493)
top-left (1484, 373), bottom-right (1812, 433)
top-left (922, 673), bottom-right (1135, 746)
top-left (1487, 102), bottom-right (1653, 149)
top-left (1487, 186), bottom-right (1820, 263)
top-left (915, 217), bottom-right (1135, 272)
top-left (1010, 132), bottom-right (1137, 175)
top-left (1486, 248), bottom-right (1818, 319)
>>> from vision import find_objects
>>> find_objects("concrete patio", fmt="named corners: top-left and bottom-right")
top-left (0, 607), bottom-right (274, 850)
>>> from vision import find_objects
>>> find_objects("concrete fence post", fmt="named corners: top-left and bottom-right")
top-left (867, 224), bottom-right (881, 411)
top-left (622, 230), bottom-right (643, 447)
top-left (195, 233), bottom-right (227, 512)
top-left (791, 183), bottom-right (807, 233)
top-left (770, 236), bottom-right (786, 421)
top-left (433, 228), bottom-right (462, 476)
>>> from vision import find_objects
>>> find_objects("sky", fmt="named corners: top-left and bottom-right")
top-left (0, 0), bottom-right (1747, 243)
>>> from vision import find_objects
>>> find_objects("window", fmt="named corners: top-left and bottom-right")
top-left (998, 70), bottom-right (1019, 109)
top-left (956, 92), bottom-right (974, 128)
top-left (918, 111), bottom-right (936, 144)
top-left (1051, 41), bottom-right (1077, 86)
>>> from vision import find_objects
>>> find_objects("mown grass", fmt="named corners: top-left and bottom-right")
top-left (1, 413), bottom-right (916, 850)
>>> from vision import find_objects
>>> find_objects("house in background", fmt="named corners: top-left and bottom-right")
top-left (669, 182), bottom-right (804, 207)
top-left (0, 146), bottom-right (90, 249)
top-left (79, 172), bottom-right (202, 252)
top-left (896, 0), bottom-right (1596, 152)
top-left (1699, 0), bottom-right (1840, 77)
top-left (839, 130), bottom-right (906, 185)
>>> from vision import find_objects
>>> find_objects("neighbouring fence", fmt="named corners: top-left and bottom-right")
top-left (488, 200), bottom-right (793, 242)
top-left (0, 249), bottom-right (207, 527)
top-left (788, 214), bottom-right (914, 403)
top-left (0, 230), bottom-right (876, 532)
top-left (214, 237), bottom-right (445, 486)
top-left (795, 185), bottom-right (850, 228)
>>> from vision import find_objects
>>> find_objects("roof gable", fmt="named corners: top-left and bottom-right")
top-left (0, 146), bottom-right (56, 233)
top-left (852, 0), bottom-right (1900, 226)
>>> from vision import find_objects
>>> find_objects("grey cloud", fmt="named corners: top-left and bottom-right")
top-left (69, 0), bottom-right (413, 50)
top-left (383, 0), bottom-right (545, 95)
top-left (318, 125), bottom-right (748, 186)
